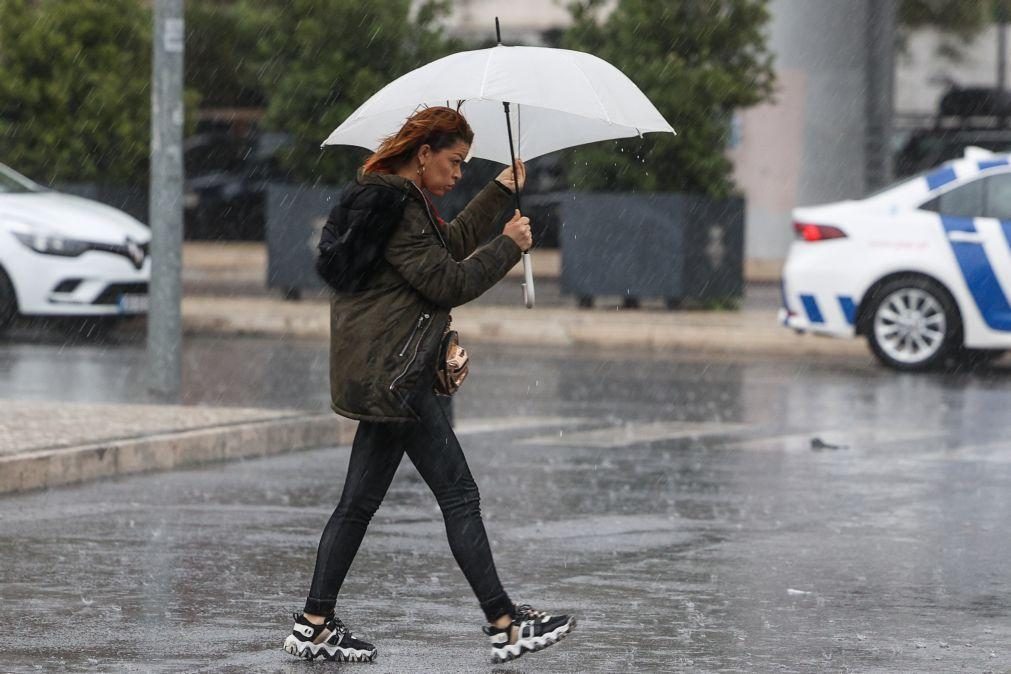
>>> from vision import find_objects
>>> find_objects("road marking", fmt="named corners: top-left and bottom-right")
top-left (455, 416), bottom-right (593, 436)
top-left (913, 440), bottom-right (1011, 464)
top-left (719, 428), bottom-right (943, 452)
top-left (521, 421), bottom-right (754, 448)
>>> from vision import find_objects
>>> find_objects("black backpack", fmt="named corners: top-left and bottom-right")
top-left (316, 182), bottom-right (409, 293)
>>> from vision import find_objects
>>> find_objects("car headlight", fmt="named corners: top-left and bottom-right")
top-left (13, 231), bottom-right (92, 257)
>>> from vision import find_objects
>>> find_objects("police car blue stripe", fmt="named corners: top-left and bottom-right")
top-left (926, 166), bottom-right (957, 191)
top-left (800, 294), bottom-right (824, 324)
top-left (941, 215), bottom-right (1011, 332)
top-left (1001, 220), bottom-right (1011, 247)
top-left (979, 158), bottom-right (1010, 171)
top-left (838, 296), bottom-right (857, 325)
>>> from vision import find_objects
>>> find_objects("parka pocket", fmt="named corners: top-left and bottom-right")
top-left (390, 312), bottom-right (433, 393)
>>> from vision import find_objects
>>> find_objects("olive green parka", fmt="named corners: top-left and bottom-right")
top-left (328, 172), bottom-right (521, 422)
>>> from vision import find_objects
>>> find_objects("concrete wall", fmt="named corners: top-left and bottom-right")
top-left (896, 26), bottom-right (1004, 116)
top-left (730, 0), bottom-right (877, 272)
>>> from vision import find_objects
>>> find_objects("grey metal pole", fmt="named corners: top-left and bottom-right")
top-left (148, 0), bottom-right (185, 398)
top-left (864, 0), bottom-right (896, 192)
top-left (999, 17), bottom-right (1008, 127)
top-left (1000, 23), bottom-right (1008, 91)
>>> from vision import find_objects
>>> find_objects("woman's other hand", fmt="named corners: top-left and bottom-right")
top-left (503, 210), bottom-right (533, 252)
top-left (495, 159), bottom-right (526, 193)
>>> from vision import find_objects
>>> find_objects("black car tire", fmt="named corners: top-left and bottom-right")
top-left (0, 267), bottom-right (18, 333)
top-left (863, 276), bottom-right (961, 372)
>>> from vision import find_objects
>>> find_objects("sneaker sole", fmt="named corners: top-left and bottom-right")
top-left (283, 635), bottom-right (377, 662)
top-left (490, 617), bottom-right (576, 664)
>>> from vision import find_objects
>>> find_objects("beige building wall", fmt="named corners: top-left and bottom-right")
top-left (730, 0), bottom-right (875, 279)
top-left (436, 0), bottom-right (578, 44)
top-left (895, 26), bottom-right (1004, 116)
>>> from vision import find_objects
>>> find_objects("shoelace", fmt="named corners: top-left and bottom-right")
top-left (514, 604), bottom-right (547, 621)
top-left (292, 613), bottom-right (348, 637)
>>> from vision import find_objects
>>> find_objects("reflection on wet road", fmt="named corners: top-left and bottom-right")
top-left (0, 337), bottom-right (1009, 671)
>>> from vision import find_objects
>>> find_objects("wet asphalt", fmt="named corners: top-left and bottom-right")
top-left (1, 334), bottom-right (1010, 672)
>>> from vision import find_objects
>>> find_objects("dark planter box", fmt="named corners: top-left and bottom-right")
top-left (264, 183), bottom-right (341, 297)
top-left (559, 193), bottom-right (744, 308)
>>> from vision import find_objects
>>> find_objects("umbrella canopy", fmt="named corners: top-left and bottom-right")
top-left (321, 45), bottom-right (675, 164)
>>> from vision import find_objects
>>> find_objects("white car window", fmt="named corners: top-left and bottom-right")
top-left (0, 164), bottom-right (41, 194)
top-left (983, 172), bottom-right (1011, 221)
top-left (921, 178), bottom-right (984, 218)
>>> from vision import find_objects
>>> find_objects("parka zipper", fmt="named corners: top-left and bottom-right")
top-left (398, 312), bottom-right (430, 357)
top-left (388, 184), bottom-right (447, 394)
top-left (390, 313), bottom-right (433, 392)
top-left (409, 181), bottom-right (448, 249)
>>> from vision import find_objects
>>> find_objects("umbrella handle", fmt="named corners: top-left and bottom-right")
top-left (522, 252), bottom-right (535, 308)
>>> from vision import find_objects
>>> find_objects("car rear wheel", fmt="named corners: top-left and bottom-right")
top-left (0, 267), bottom-right (18, 333)
top-left (864, 277), bottom-right (959, 371)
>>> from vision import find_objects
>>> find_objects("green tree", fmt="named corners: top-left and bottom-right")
top-left (898, 0), bottom-right (994, 59)
top-left (185, 1), bottom-right (269, 108)
top-left (242, 0), bottom-right (462, 184)
top-left (561, 0), bottom-right (775, 197)
top-left (0, 0), bottom-right (154, 184)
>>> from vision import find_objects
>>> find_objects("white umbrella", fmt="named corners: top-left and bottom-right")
top-left (322, 25), bottom-right (675, 307)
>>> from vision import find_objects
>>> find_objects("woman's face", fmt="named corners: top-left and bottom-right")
top-left (418, 140), bottom-right (469, 196)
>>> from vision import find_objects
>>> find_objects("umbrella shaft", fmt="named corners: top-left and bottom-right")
top-left (502, 102), bottom-right (522, 212)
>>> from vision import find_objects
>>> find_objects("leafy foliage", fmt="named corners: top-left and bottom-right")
top-left (238, 0), bottom-right (463, 184)
top-left (185, 1), bottom-right (269, 108)
top-left (0, 0), bottom-right (156, 183)
top-left (560, 0), bottom-right (775, 197)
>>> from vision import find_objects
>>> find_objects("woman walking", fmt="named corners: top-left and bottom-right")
top-left (283, 106), bottom-right (575, 664)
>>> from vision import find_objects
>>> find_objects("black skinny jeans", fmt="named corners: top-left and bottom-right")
top-left (304, 382), bottom-right (514, 623)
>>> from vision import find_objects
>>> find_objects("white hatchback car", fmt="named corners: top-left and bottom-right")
top-left (781, 147), bottom-right (1011, 371)
top-left (0, 163), bottom-right (150, 332)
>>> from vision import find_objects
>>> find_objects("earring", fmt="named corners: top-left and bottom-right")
top-left (417, 164), bottom-right (426, 176)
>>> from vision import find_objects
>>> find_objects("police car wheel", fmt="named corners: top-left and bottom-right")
top-left (865, 277), bottom-right (959, 371)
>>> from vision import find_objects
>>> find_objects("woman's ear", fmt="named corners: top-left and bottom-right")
top-left (417, 144), bottom-right (432, 163)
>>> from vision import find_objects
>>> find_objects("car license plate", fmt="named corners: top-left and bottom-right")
top-left (118, 294), bottom-right (149, 314)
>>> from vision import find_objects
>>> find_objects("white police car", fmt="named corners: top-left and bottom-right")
top-left (781, 147), bottom-right (1011, 371)
top-left (0, 162), bottom-right (150, 332)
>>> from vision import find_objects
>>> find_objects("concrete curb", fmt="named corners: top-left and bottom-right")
top-left (180, 296), bottom-right (869, 359)
top-left (0, 413), bottom-right (357, 496)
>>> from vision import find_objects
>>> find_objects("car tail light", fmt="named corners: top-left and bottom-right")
top-left (793, 222), bottom-right (847, 242)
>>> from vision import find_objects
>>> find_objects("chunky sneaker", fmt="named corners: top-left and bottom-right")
top-left (283, 612), bottom-right (377, 662)
top-left (482, 604), bottom-right (576, 663)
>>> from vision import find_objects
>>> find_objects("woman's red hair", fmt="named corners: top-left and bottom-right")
top-left (362, 106), bottom-right (474, 174)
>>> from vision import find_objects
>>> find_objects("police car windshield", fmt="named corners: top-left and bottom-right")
top-left (0, 164), bottom-right (42, 194)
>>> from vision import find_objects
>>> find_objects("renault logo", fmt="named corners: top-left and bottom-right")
top-left (126, 239), bottom-right (145, 269)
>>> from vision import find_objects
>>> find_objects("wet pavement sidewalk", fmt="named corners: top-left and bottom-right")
top-left (0, 400), bottom-right (353, 494)
top-left (1, 345), bottom-right (1009, 672)
top-left (0, 242), bottom-right (869, 495)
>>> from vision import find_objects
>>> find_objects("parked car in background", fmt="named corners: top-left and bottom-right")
top-left (184, 131), bottom-right (293, 240)
top-left (0, 162), bottom-right (149, 333)
top-left (894, 127), bottom-right (1011, 178)
top-left (781, 147), bottom-right (1011, 371)
top-left (894, 86), bottom-right (1011, 178)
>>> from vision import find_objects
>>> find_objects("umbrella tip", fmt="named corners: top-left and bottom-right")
top-left (495, 17), bottom-right (502, 45)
